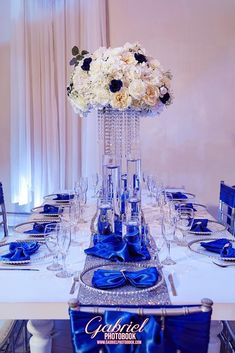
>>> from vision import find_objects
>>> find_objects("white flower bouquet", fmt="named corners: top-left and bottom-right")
top-left (67, 42), bottom-right (172, 117)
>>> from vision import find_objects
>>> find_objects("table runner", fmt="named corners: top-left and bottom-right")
top-left (77, 235), bottom-right (171, 306)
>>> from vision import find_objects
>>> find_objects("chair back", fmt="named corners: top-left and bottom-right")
top-left (219, 181), bottom-right (235, 236)
top-left (68, 298), bottom-right (213, 353)
top-left (0, 182), bottom-right (8, 238)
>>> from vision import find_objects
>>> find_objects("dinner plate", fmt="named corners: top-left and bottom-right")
top-left (14, 220), bottom-right (60, 237)
top-left (31, 206), bottom-right (62, 217)
top-left (79, 262), bottom-right (163, 296)
top-left (0, 242), bottom-right (51, 265)
top-left (43, 193), bottom-right (74, 205)
top-left (188, 237), bottom-right (235, 260)
top-left (188, 220), bottom-right (226, 235)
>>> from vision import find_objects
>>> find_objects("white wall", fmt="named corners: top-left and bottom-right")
top-left (108, 0), bottom-right (235, 211)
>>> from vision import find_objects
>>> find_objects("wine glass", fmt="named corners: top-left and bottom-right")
top-left (56, 223), bottom-right (73, 278)
top-left (91, 173), bottom-right (99, 198)
top-left (44, 223), bottom-right (62, 271)
top-left (161, 215), bottom-right (176, 265)
top-left (176, 207), bottom-right (194, 246)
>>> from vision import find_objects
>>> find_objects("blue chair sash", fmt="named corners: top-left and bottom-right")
top-left (69, 305), bottom-right (211, 353)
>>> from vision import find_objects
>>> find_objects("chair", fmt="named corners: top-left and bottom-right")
top-left (220, 321), bottom-right (235, 353)
top-left (68, 298), bottom-right (213, 353)
top-left (0, 182), bottom-right (30, 241)
top-left (0, 320), bottom-right (29, 353)
top-left (0, 183), bottom-right (9, 239)
top-left (219, 181), bottom-right (235, 236)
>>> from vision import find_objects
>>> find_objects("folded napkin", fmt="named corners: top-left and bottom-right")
top-left (40, 204), bottom-right (62, 215)
top-left (24, 222), bottom-right (57, 234)
top-left (190, 219), bottom-right (211, 233)
top-left (170, 192), bottom-right (188, 200)
top-left (220, 243), bottom-right (235, 259)
top-left (85, 234), bottom-right (150, 262)
top-left (1, 241), bottom-right (40, 262)
top-left (92, 267), bottom-right (158, 290)
top-left (200, 238), bottom-right (231, 253)
top-left (175, 203), bottom-right (197, 211)
top-left (53, 193), bottom-right (74, 201)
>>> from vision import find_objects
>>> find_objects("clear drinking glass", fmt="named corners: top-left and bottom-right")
top-left (44, 223), bottom-right (62, 271)
top-left (56, 223), bottom-right (73, 278)
top-left (176, 207), bottom-right (194, 246)
top-left (91, 173), bottom-right (99, 198)
top-left (161, 215), bottom-right (176, 265)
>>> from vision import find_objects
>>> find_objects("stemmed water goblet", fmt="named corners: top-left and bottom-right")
top-left (44, 223), bottom-right (62, 271)
top-left (176, 207), bottom-right (194, 246)
top-left (161, 214), bottom-right (176, 265)
top-left (56, 223), bottom-right (73, 278)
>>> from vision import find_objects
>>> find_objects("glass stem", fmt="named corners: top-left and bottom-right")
top-left (166, 241), bottom-right (171, 259)
top-left (62, 254), bottom-right (67, 273)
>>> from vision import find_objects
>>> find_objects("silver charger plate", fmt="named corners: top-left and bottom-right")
top-left (188, 220), bottom-right (226, 235)
top-left (14, 220), bottom-right (60, 237)
top-left (79, 262), bottom-right (163, 296)
top-left (0, 242), bottom-right (51, 265)
top-left (188, 237), bottom-right (235, 260)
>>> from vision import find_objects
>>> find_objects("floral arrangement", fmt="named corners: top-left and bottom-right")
top-left (67, 43), bottom-right (172, 117)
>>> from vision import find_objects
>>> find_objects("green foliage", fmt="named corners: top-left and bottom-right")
top-left (69, 46), bottom-right (89, 66)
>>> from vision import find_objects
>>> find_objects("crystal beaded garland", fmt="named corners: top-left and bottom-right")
top-left (98, 107), bottom-right (141, 160)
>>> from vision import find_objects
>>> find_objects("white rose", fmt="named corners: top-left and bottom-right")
top-left (128, 79), bottom-right (146, 100)
top-left (111, 89), bottom-right (132, 110)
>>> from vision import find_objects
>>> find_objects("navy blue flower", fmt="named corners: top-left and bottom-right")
top-left (109, 79), bottom-right (123, 93)
top-left (81, 57), bottom-right (92, 71)
top-left (159, 92), bottom-right (170, 104)
top-left (134, 53), bottom-right (147, 64)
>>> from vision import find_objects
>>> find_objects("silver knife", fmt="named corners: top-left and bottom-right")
top-left (0, 268), bottom-right (39, 271)
top-left (168, 273), bottom-right (177, 296)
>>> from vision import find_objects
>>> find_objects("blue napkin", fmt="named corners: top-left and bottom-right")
top-left (171, 192), bottom-right (188, 200)
top-left (200, 238), bottom-right (231, 253)
top-left (92, 267), bottom-right (158, 290)
top-left (190, 219), bottom-right (211, 233)
top-left (175, 203), bottom-right (197, 211)
top-left (85, 234), bottom-right (150, 262)
top-left (220, 243), bottom-right (235, 259)
top-left (40, 204), bottom-right (62, 215)
top-left (53, 193), bottom-right (74, 201)
top-left (24, 222), bottom-right (57, 234)
top-left (1, 242), bottom-right (40, 262)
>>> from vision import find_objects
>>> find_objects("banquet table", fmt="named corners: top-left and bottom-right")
top-left (0, 197), bottom-right (235, 353)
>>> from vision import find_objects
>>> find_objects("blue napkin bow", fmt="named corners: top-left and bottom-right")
top-left (92, 267), bottom-right (158, 290)
top-left (200, 238), bottom-right (231, 253)
top-left (171, 192), bottom-right (188, 200)
top-left (190, 219), bottom-right (211, 233)
top-left (24, 222), bottom-right (57, 234)
top-left (85, 234), bottom-right (150, 262)
top-left (1, 242), bottom-right (40, 262)
top-left (40, 204), bottom-right (62, 214)
top-left (220, 243), bottom-right (235, 259)
top-left (53, 193), bottom-right (74, 201)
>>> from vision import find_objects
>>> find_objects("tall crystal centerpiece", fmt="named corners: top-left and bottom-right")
top-left (67, 42), bottom-right (172, 233)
